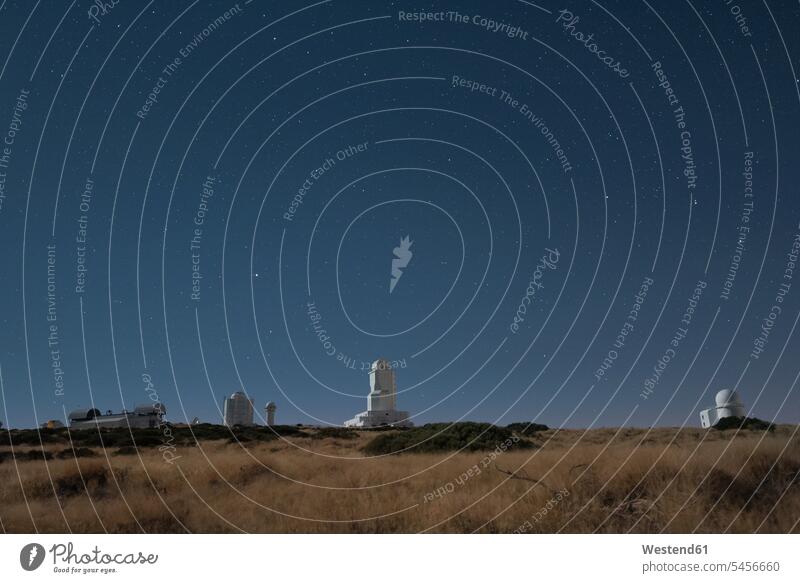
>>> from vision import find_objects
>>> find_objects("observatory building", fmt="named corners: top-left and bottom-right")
top-left (223, 391), bottom-right (255, 426)
top-left (265, 401), bottom-right (277, 426)
top-left (700, 389), bottom-right (746, 428)
top-left (344, 358), bottom-right (413, 427)
top-left (68, 403), bottom-right (166, 429)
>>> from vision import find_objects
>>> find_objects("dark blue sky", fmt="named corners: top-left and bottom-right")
top-left (1, 0), bottom-right (799, 429)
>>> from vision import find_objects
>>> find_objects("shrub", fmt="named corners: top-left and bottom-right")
top-left (186, 424), bottom-right (307, 445)
top-left (309, 427), bottom-right (358, 440)
top-left (55, 447), bottom-right (97, 459)
top-left (2, 424), bottom-right (310, 450)
top-left (0, 428), bottom-right (66, 446)
top-left (713, 417), bottom-right (775, 432)
top-left (363, 422), bottom-right (531, 455)
top-left (506, 422), bottom-right (549, 435)
top-left (20, 450), bottom-right (53, 461)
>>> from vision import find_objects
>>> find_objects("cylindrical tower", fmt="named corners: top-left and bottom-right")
top-left (715, 389), bottom-right (745, 419)
top-left (368, 358), bottom-right (396, 411)
top-left (265, 401), bottom-right (277, 426)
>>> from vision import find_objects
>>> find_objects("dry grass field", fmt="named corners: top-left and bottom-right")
top-left (1, 424), bottom-right (798, 533)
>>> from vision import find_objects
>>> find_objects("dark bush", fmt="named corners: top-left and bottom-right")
top-left (360, 424), bottom-right (406, 432)
top-left (55, 447), bottom-right (97, 459)
top-left (0, 428), bottom-right (66, 446)
top-left (0, 449), bottom-right (51, 463)
top-left (2, 423), bottom-right (309, 450)
top-left (309, 427), bottom-right (358, 440)
top-left (363, 422), bottom-right (531, 455)
top-left (506, 422), bottom-right (550, 435)
top-left (70, 429), bottom-right (164, 448)
top-left (713, 417), bottom-right (775, 432)
top-left (182, 424), bottom-right (307, 445)
top-left (18, 449), bottom-right (54, 461)
top-left (183, 424), bottom-right (233, 442)
top-left (258, 425), bottom-right (307, 438)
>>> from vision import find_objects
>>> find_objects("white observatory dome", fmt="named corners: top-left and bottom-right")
top-left (715, 389), bottom-right (742, 407)
top-left (700, 389), bottom-right (747, 428)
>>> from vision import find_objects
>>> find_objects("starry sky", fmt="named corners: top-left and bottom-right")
top-left (0, 0), bottom-right (799, 429)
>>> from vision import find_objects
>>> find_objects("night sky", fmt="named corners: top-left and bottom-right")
top-left (1, 0), bottom-right (799, 430)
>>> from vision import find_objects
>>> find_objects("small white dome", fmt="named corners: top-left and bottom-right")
top-left (265, 402), bottom-right (276, 410)
top-left (230, 391), bottom-right (248, 399)
top-left (715, 389), bottom-right (742, 407)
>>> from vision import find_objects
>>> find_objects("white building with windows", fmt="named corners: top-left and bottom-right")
top-left (68, 403), bottom-right (166, 429)
top-left (223, 391), bottom-right (255, 426)
top-left (344, 358), bottom-right (413, 427)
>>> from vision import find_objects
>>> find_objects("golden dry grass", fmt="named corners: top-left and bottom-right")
top-left (1, 425), bottom-right (798, 533)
